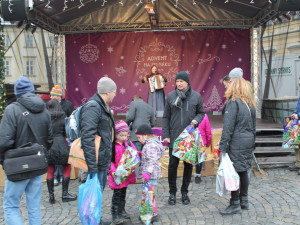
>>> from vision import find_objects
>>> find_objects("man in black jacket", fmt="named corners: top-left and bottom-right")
top-left (163, 71), bottom-right (204, 205)
top-left (80, 77), bottom-right (117, 225)
top-left (0, 76), bottom-right (53, 225)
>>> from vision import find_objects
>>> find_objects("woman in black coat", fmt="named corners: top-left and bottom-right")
top-left (46, 99), bottom-right (77, 204)
top-left (219, 77), bottom-right (256, 215)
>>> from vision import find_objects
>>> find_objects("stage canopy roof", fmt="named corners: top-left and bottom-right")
top-left (27, 0), bottom-right (282, 34)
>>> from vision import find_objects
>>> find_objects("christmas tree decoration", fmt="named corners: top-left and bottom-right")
top-left (0, 22), bottom-right (7, 122)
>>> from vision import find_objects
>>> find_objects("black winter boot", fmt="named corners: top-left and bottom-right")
top-left (220, 200), bottom-right (241, 215)
top-left (62, 177), bottom-right (77, 202)
top-left (111, 190), bottom-right (124, 225)
top-left (120, 188), bottom-right (130, 219)
top-left (47, 179), bottom-right (56, 204)
top-left (240, 196), bottom-right (249, 210)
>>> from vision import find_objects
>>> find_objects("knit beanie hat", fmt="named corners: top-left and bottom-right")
top-left (97, 77), bottom-right (117, 94)
top-left (14, 76), bottom-right (35, 98)
top-left (176, 71), bottom-right (189, 84)
top-left (50, 84), bottom-right (62, 96)
top-left (115, 120), bottom-right (129, 134)
top-left (135, 124), bottom-right (153, 135)
top-left (228, 68), bottom-right (243, 78)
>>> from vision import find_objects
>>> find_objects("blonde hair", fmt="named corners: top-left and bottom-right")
top-left (225, 78), bottom-right (256, 108)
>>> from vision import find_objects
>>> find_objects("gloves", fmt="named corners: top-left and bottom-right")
top-left (141, 173), bottom-right (150, 182)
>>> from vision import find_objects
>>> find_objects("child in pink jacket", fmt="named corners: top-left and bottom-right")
top-left (108, 120), bottom-right (136, 224)
top-left (195, 114), bottom-right (212, 183)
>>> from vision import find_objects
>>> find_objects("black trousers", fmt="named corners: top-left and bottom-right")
top-left (168, 148), bottom-right (193, 194)
top-left (231, 171), bottom-right (249, 201)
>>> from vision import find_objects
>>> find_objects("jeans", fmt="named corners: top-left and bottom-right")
top-left (168, 148), bottom-right (193, 194)
top-left (97, 170), bottom-right (108, 192)
top-left (4, 175), bottom-right (44, 225)
top-left (231, 171), bottom-right (249, 201)
top-left (133, 141), bottom-right (143, 178)
top-left (96, 170), bottom-right (108, 224)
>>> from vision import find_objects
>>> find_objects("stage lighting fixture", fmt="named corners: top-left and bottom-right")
top-left (282, 13), bottom-right (291, 20)
top-left (145, 3), bottom-right (155, 15)
top-left (25, 22), bottom-right (31, 31)
top-left (16, 20), bottom-right (24, 28)
top-left (30, 26), bottom-right (37, 34)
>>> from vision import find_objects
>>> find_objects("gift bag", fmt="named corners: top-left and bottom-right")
top-left (282, 117), bottom-right (300, 148)
top-left (68, 135), bottom-right (101, 172)
top-left (222, 153), bottom-right (239, 191)
top-left (216, 155), bottom-right (229, 197)
top-left (172, 125), bottom-right (205, 165)
top-left (78, 174), bottom-right (102, 225)
top-left (140, 181), bottom-right (154, 225)
top-left (114, 145), bottom-right (140, 185)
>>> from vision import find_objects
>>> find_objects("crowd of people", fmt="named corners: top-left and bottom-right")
top-left (0, 67), bottom-right (258, 224)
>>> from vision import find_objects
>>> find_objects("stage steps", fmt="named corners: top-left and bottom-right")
top-left (254, 129), bottom-right (295, 169)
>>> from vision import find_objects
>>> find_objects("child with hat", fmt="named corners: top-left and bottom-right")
top-left (108, 120), bottom-right (137, 225)
top-left (136, 124), bottom-right (165, 224)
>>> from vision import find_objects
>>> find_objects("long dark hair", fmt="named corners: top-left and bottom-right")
top-left (47, 99), bottom-right (66, 119)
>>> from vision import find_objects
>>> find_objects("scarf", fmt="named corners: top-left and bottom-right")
top-left (173, 87), bottom-right (189, 109)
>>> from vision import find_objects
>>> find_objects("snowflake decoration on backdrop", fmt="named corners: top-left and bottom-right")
top-left (238, 58), bottom-right (242, 62)
top-left (115, 66), bottom-right (127, 77)
top-left (107, 46), bottom-right (113, 53)
top-left (221, 44), bottom-right (227, 49)
top-left (134, 82), bottom-right (139, 87)
top-left (79, 44), bottom-right (99, 63)
top-left (120, 88), bottom-right (126, 94)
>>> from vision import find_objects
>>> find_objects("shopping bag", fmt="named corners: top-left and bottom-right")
top-left (172, 125), bottom-right (205, 165)
top-left (216, 155), bottom-right (229, 197)
top-left (114, 145), bottom-right (140, 185)
top-left (140, 181), bottom-right (154, 225)
top-left (78, 174), bottom-right (102, 225)
top-left (68, 135), bottom-right (101, 172)
top-left (222, 153), bottom-right (239, 191)
top-left (282, 117), bottom-right (300, 149)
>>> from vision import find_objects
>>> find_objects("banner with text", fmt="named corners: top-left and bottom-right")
top-left (65, 29), bottom-right (250, 113)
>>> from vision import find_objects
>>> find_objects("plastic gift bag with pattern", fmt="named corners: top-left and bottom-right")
top-left (114, 145), bottom-right (140, 185)
top-left (282, 117), bottom-right (300, 149)
top-left (172, 125), bottom-right (206, 165)
top-left (139, 181), bottom-right (155, 225)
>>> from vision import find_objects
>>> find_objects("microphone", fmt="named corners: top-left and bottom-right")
top-left (155, 70), bottom-right (157, 75)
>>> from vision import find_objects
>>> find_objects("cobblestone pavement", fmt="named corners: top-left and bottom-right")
top-left (0, 168), bottom-right (300, 225)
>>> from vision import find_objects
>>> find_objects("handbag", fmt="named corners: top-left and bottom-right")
top-left (3, 103), bottom-right (48, 182)
top-left (68, 135), bottom-right (101, 172)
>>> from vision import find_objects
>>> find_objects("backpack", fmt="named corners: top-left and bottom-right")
top-left (65, 100), bottom-right (100, 142)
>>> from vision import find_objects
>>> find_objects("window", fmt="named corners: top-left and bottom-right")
top-left (4, 34), bottom-right (10, 47)
top-left (25, 60), bottom-right (34, 76)
top-left (4, 60), bottom-right (9, 76)
top-left (25, 35), bottom-right (34, 47)
top-left (49, 35), bottom-right (54, 47)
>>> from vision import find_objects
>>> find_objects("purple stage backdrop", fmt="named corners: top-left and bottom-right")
top-left (65, 29), bottom-right (250, 113)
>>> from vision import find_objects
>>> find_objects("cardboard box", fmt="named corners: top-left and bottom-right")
top-left (160, 148), bottom-right (219, 177)
top-left (201, 158), bottom-right (219, 177)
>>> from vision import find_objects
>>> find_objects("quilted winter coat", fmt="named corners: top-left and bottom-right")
top-left (219, 98), bottom-right (256, 172)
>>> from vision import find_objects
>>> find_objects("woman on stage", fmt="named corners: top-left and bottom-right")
top-left (141, 65), bottom-right (167, 115)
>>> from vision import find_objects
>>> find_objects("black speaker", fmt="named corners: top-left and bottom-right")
top-left (276, 0), bottom-right (300, 11)
top-left (1, 0), bottom-right (28, 21)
